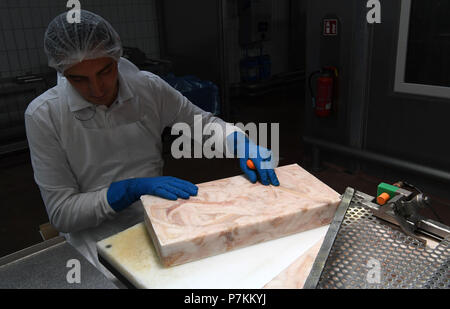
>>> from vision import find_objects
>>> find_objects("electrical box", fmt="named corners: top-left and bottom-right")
top-left (238, 0), bottom-right (272, 46)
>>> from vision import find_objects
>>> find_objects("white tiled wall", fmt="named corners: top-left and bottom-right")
top-left (0, 0), bottom-right (160, 78)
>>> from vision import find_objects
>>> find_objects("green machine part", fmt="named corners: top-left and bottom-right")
top-left (377, 182), bottom-right (399, 201)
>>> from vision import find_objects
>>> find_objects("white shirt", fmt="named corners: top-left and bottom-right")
top-left (25, 58), bottom-right (239, 275)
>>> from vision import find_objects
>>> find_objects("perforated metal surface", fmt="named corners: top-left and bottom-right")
top-left (316, 200), bottom-right (450, 289)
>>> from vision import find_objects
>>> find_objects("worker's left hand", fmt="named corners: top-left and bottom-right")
top-left (227, 131), bottom-right (280, 186)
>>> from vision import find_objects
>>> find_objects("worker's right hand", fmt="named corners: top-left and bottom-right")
top-left (107, 176), bottom-right (198, 212)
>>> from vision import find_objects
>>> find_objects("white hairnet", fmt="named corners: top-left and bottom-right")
top-left (44, 10), bottom-right (123, 73)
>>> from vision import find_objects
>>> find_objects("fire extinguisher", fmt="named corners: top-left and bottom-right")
top-left (308, 67), bottom-right (338, 117)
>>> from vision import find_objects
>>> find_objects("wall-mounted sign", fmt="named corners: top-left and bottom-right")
top-left (323, 19), bottom-right (338, 36)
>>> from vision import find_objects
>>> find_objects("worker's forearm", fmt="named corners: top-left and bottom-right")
top-left (194, 113), bottom-right (245, 156)
top-left (42, 187), bottom-right (116, 233)
top-left (157, 75), bottom-right (243, 155)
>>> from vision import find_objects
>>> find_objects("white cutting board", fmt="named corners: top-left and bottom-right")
top-left (97, 222), bottom-right (328, 289)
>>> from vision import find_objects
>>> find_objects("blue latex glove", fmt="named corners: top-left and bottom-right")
top-left (107, 176), bottom-right (198, 212)
top-left (227, 131), bottom-right (280, 186)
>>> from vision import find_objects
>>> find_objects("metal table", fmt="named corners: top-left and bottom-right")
top-left (0, 236), bottom-right (117, 289)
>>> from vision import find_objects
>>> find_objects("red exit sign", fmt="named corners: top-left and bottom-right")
top-left (323, 19), bottom-right (338, 36)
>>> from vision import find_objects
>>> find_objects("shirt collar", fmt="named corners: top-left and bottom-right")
top-left (65, 64), bottom-right (134, 113)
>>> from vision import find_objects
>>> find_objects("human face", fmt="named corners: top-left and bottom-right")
top-left (64, 57), bottom-right (119, 107)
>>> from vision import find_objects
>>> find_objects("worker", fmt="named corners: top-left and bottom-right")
top-left (24, 10), bottom-right (279, 277)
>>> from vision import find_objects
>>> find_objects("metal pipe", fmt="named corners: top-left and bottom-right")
top-left (0, 140), bottom-right (28, 156)
top-left (154, 0), bottom-right (168, 59)
top-left (217, 0), bottom-right (229, 120)
top-left (303, 136), bottom-right (450, 184)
